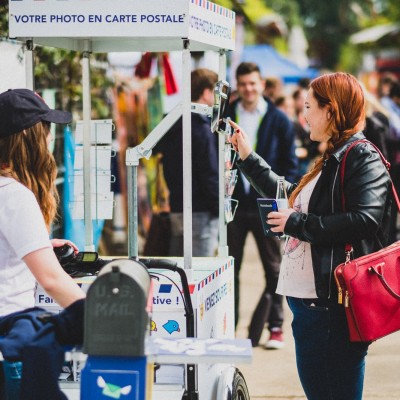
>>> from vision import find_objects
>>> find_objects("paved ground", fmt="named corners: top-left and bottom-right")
top-left (235, 235), bottom-right (400, 399)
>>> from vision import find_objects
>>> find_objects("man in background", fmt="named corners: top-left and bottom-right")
top-left (227, 62), bottom-right (298, 349)
top-left (155, 68), bottom-right (219, 256)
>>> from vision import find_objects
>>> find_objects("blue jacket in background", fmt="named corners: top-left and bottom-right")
top-left (155, 113), bottom-right (219, 216)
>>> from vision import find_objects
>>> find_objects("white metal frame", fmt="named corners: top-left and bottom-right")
top-left (11, 0), bottom-right (235, 260)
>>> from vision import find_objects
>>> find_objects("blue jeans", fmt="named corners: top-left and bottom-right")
top-left (169, 212), bottom-right (218, 256)
top-left (2, 361), bottom-right (22, 400)
top-left (287, 297), bottom-right (369, 400)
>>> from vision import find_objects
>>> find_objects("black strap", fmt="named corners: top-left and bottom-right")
top-left (340, 139), bottom-right (400, 254)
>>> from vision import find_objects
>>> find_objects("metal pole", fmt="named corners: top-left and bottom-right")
top-left (82, 41), bottom-right (94, 251)
top-left (127, 164), bottom-right (138, 258)
top-left (218, 49), bottom-right (229, 257)
top-left (25, 40), bottom-right (34, 90)
top-left (182, 40), bottom-right (198, 399)
top-left (182, 39), bottom-right (193, 270)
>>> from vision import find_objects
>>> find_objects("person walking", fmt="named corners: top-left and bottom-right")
top-left (381, 81), bottom-right (400, 139)
top-left (227, 62), bottom-right (298, 348)
top-left (0, 88), bottom-right (86, 399)
top-left (155, 68), bottom-right (219, 256)
top-left (230, 72), bottom-right (392, 400)
top-left (380, 81), bottom-right (400, 242)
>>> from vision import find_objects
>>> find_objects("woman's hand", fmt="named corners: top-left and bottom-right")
top-left (51, 239), bottom-right (79, 254)
top-left (267, 209), bottom-right (296, 233)
top-left (228, 120), bottom-right (253, 161)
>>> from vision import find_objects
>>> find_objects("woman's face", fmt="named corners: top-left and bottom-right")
top-left (44, 122), bottom-right (53, 147)
top-left (236, 71), bottom-right (264, 108)
top-left (46, 132), bottom-right (54, 146)
top-left (304, 88), bottom-right (331, 143)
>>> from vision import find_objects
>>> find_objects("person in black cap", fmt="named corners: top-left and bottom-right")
top-left (0, 89), bottom-right (85, 399)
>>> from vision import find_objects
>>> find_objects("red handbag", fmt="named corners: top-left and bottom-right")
top-left (334, 140), bottom-right (400, 342)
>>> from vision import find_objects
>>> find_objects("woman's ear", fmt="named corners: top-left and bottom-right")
top-left (327, 111), bottom-right (332, 120)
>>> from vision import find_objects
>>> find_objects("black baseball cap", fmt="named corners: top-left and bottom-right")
top-left (0, 88), bottom-right (72, 138)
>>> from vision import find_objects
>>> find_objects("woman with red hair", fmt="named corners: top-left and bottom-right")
top-left (230, 72), bottom-right (392, 399)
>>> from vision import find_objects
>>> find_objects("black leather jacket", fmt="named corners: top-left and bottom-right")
top-left (238, 132), bottom-right (393, 299)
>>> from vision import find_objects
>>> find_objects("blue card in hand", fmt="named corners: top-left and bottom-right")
top-left (256, 198), bottom-right (281, 237)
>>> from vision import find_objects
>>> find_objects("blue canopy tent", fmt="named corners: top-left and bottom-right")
top-left (240, 44), bottom-right (318, 83)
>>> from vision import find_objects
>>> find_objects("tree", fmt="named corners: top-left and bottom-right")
top-left (284, 0), bottom-right (357, 69)
top-left (279, 0), bottom-right (399, 70)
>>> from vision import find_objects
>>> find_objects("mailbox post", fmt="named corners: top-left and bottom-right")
top-left (81, 259), bottom-right (152, 400)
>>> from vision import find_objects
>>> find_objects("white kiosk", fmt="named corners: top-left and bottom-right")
top-left (9, 1), bottom-right (250, 399)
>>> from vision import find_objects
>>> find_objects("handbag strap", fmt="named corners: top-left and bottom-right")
top-left (340, 139), bottom-right (400, 256)
top-left (340, 139), bottom-right (400, 212)
top-left (369, 263), bottom-right (400, 300)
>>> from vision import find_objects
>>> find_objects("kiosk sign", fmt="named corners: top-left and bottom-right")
top-left (9, 0), bottom-right (187, 37)
top-left (189, 0), bottom-right (235, 50)
top-left (9, 0), bottom-right (235, 50)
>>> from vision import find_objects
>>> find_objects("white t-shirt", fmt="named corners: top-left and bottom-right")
top-left (0, 177), bottom-right (52, 316)
top-left (276, 173), bottom-right (321, 298)
top-left (237, 98), bottom-right (268, 193)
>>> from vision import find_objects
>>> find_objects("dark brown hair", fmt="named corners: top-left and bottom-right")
top-left (235, 62), bottom-right (261, 80)
top-left (191, 68), bottom-right (218, 102)
top-left (0, 121), bottom-right (59, 229)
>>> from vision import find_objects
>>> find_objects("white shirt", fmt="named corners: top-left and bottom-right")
top-left (276, 172), bottom-right (321, 298)
top-left (0, 177), bottom-right (52, 316)
top-left (237, 98), bottom-right (268, 193)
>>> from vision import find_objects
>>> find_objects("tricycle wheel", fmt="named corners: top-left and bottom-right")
top-left (217, 366), bottom-right (250, 400)
top-left (231, 369), bottom-right (250, 400)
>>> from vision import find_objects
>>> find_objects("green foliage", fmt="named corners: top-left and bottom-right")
top-left (291, 0), bottom-right (399, 70)
top-left (294, 0), bottom-right (350, 69)
top-left (0, 0), bottom-right (8, 38)
top-left (336, 42), bottom-right (362, 74)
top-left (34, 46), bottom-right (113, 119)
top-left (380, 0), bottom-right (400, 21)
top-left (264, 0), bottom-right (301, 27)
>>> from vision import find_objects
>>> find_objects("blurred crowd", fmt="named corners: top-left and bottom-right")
top-left (255, 72), bottom-right (400, 242)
